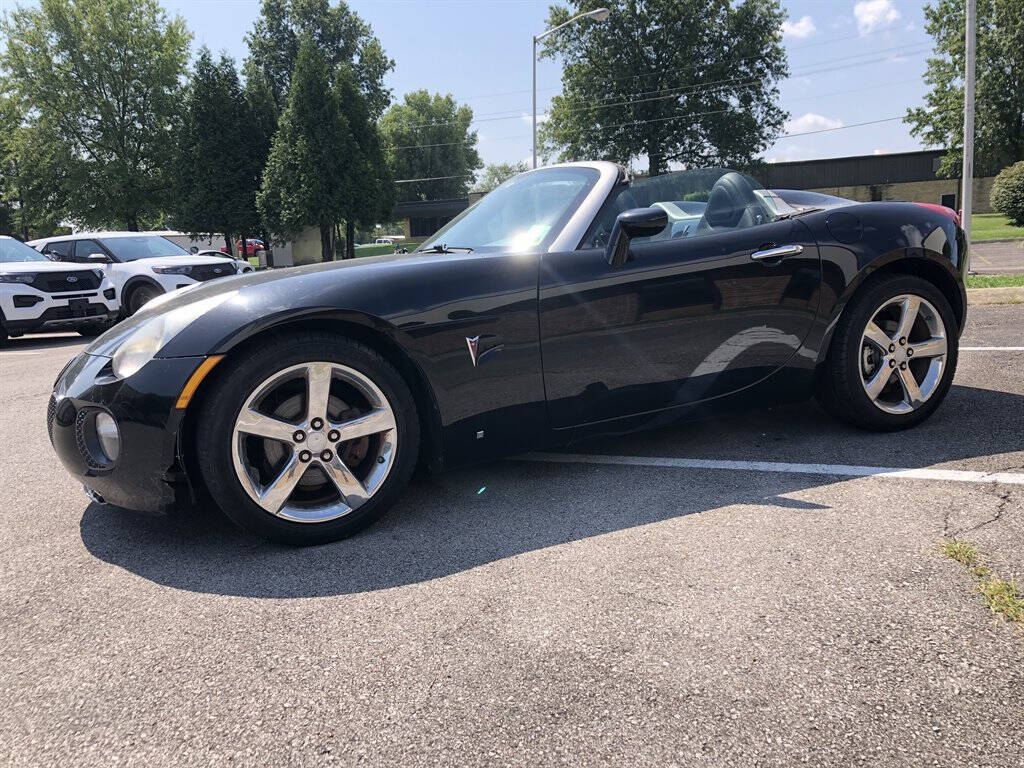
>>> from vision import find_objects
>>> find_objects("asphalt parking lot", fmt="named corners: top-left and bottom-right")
top-left (1, 306), bottom-right (1022, 767)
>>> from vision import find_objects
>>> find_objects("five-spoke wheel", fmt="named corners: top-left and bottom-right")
top-left (196, 333), bottom-right (419, 544)
top-left (231, 362), bottom-right (398, 523)
top-left (859, 294), bottom-right (947, 414)
top-left (816, 274), bottom-right (958, 431)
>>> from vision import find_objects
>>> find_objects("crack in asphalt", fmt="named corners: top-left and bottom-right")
top-left (958, 486), bottom-right (1013, 537)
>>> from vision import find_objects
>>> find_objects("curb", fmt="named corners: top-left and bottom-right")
top-left (967, 286), bottom-right (1024, 305)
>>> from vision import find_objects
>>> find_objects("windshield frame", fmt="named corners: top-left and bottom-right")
top-left (417, 163), bottom-right (623, 255)
top-left (100, 235), bottom-right (191, 262)
top-left (0, 236), bottom-right (53, 264)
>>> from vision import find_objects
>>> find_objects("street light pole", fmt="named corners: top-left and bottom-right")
top-left (961, 0), bottom-right (977, 258)
top-left (532, 7), bottom-right (610, 169)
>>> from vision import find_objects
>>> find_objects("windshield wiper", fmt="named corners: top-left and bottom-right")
top-left (416, 244), bottom-right (473, 254)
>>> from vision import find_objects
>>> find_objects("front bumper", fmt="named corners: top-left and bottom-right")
top-left (48, 352), bottom-right (208, 512)
top-left (5, 304), bottom-right (118, 333)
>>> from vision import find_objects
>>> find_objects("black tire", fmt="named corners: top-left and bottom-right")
top-left (816, 274), bottom-right (958, 431)
top-left (126, 284), bottom-right (162, 315)
top-left (194, 332), bottom-right (420, 545)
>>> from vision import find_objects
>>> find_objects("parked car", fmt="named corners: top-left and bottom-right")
top-left (47, 163), bottom-right (967, 545)
top-left (374, 237), bottom-right (395, 245)
top-left (192, 248), bottom-right (256, 273)
top-left (220, 239), bottom-right (265, 258)
top-left (29, 232), bottom-right (247, 315)
top-left (1, 235), bottom-right (118, 342)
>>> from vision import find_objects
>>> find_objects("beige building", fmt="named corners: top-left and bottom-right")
top-left (763, 149), bottom-right (998, 214)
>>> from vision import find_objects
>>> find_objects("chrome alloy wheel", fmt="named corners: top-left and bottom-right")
top-left (859, 294), bottom-right (947, 415)
top-left (230, 362), bottom-right (398, 523)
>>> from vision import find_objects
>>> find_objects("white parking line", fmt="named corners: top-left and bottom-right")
top-left (522, 453), bottom-right (1024, 485)
top-left (960, 346), bottom-right (1024, 351)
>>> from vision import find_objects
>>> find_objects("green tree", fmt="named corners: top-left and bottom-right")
top-left (538, 0), bottom-right (788, 176)
top-left (244, 0), bottom-right (392, 118)
top-left (0, 90), bottom-right (69, 239)
top-left (257, 38), bottom-right (358, 261)
top-left (474, 161), bottom-right (529, 194)
top-left (335, 66), bottom-right (394, 258)
top-left (380, 91), bottom-right (483, 202)
top-left (173, 50), bottom-right (265, 252)
top-left (906, 0), bottom-right (1024, 177)
top-left (0, 0), bottom-right (190, 229)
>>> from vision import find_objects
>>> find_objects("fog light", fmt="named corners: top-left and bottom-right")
top-left (103, 288), bottom-right (116, 300)
top-left (94, 412), bottom-right (120, 462)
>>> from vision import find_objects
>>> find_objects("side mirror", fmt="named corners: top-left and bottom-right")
top-left (189, 246), bottom-right (199, 254)
top-left (87, 252), bottom-right (111, 264)
top-left (605, 207), bottom-right (668, 267)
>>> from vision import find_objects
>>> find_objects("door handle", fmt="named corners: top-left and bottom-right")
top-left (750, 244), bottom-right (804, 261)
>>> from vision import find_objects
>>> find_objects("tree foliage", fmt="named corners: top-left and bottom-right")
top-left (474, 161), bottom-right (529, 194)
top-left (379, 91), bottom-right (482, 202)
top-left (990, 161), bottom-right (1024, 225)
top-left (0, 0), bottom-right (190, 229)
top-left (538, 0), bottom-right (788, 176)
top-left (906, 0), bottom-right (1024, 177)
top-left (244, 0), bottom-right (392, 119)
top-left (257, 38), bottom-right (359, 260)
top-left (173, 50), bottom-right (265, 246)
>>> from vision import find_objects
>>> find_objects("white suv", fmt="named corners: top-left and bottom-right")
top-left (1, 235), bottom-right (119, 343)
top-left (29, 231), bottom-right (246, 316)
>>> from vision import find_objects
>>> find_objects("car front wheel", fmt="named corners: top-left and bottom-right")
top-left (195, 333), bottom-right (420, 545)
top-left (816, 274), bottom-right (958, 431)
top-left (126, 284), bottom-right (162, 315)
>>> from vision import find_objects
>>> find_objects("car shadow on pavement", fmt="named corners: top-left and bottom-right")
top-left (1, 333), bottom-right (88, 352)
top-left (79, 384), bottom-right (1024, 599)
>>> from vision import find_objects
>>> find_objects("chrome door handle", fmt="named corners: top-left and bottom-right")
top-left (750, 244), bottom-right (804, 261)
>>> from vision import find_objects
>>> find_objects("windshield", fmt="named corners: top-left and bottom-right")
top-left (419, 166), bottom-right (600, 253)
top-left (0, 236), bottom-right (51, 263)
top-left (583, 167), bottom-right (796, 248)
top-left (101, 235), bottom-right (190, 261)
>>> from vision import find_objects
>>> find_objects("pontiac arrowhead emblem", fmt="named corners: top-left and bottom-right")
top-left (465, 336), bottom-right (480, 367)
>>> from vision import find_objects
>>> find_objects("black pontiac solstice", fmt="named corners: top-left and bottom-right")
top-left (48, 163), bottom-right (967, 544)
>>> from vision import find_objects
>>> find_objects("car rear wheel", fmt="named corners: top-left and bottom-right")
top-left (195, 333), bottom-right (420, 545)
top-left (816, 274), bottom-right (958, 431)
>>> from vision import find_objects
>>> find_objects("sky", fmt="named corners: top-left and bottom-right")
top-left (3, 0), bottom-right (940, 168)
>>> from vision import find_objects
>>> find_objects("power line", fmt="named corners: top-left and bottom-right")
top-left (390, 114), bottom-right (909, 183)
top-left (394, 45), bottom-right (928, 133)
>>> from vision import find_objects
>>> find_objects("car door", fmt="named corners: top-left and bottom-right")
top-left (72, 238), bottom-right (106, 263)
top-left (538, 185), bottom-right (821, 430)
top-left (43, 240), bottom-right (74, 262)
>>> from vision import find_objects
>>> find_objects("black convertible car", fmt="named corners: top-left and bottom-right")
top-left (48, 163), bottom-right (967, 544)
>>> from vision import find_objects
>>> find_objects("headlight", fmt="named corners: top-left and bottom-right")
top-left (111, 291), bottom-right (236, 379)
top-left (152, 265), bottom-right (193, 275)
top-left (0, 273), bottom-right (35, 284)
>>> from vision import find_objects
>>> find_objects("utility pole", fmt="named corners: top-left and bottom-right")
top-left (961, 0), bottom-right (977, 263)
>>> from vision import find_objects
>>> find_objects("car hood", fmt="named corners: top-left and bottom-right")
top-left (85, 250), bottom-right (470, 357)
top-left (0, 260), bottom-right (101, 274)
top-left (133, 254), bottom-right (237, 266)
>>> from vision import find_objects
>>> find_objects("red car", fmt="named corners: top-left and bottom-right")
top-left (220, 239), bottom-right (265, 257)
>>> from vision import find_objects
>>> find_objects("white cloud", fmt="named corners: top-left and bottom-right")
top-left (521, 112), bottom-right (550, 124)
top-left (853, 0), bottom-right (901, 36)
top-left (782, 15), bottom-right (816, 39)
top-left (784, 113), bottom-right (844, 134)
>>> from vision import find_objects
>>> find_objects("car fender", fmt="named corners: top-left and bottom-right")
top-left (121, 274), bottom-right (167, 302)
